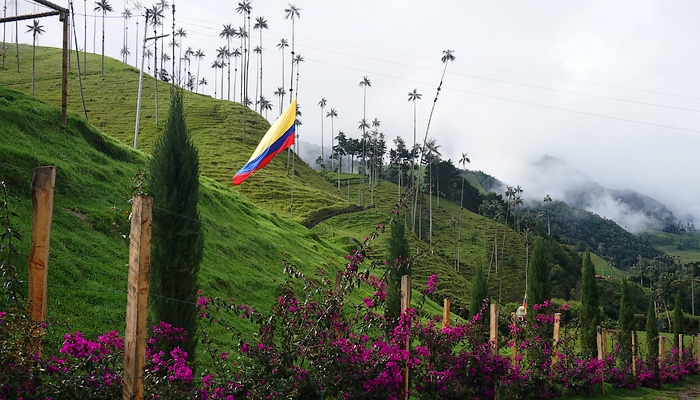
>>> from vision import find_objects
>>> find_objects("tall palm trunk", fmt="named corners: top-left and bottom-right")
top-left (30, 33), bottom-right (36, 94)
top-left (101, 11), bottom-right (105, 77)
top-left (83, 0), bottom-right (87, 76)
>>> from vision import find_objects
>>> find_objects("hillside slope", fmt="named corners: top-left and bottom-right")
top-left (0, 45), bottom-right (349, 221)
top-left (0, 87), bottom-right (361, 352)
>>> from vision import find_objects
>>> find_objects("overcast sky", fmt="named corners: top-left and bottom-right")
top-left (9, 0), bottom-right (700, 225)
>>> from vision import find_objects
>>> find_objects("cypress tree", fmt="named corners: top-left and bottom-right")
top-left (580, 249), bottom-right (600, 358)
top-left (673, 294), bottom-right (684, 348)
top-left (527, 238), bottom-right (550, 310)
top-left (385, 219), bottom-right (410, 319)
top-left (618, 278), bottom-right (635, 364)
top-left (646, 298), bottom-right (658, 358)
top-left (470, 265), bottom-right (488, 319)
top-left (149, 89), bottom-right (204, 358)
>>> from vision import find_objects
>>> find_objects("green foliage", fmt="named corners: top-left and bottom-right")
top-left (580, 249), bottom-right (600, 358)
top-left (0, 181), bottom-right (23, 305)
top-left (385, 219), bottom-right (410, 320)
top-left (528, 238), bottom-right (550, 310)
top-left (149, 89), bottom-right (204, 357)
top-left (528, 201), bottom-right (661, 269)
top-left (673, 294), bottom-right (684, 347)
top-left (618, 278), bottom-right (635, 364)
top-left (646, 298), bottom-right (658, 357)
top-left (469, 265), bottom-right (487, 319)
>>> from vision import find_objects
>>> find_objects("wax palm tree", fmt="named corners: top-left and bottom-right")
top-left (146, 5), bottom-right (163, 123)
top-left (230, 48), bottom-right (241, 101)
top-left (236, 1), bottom-right (252, 105)
top-left (194, 49), bottom-right (205, 93)
top-left (426, 138), bottom-right (441, 245)
top-left (211, 59), bottom-right (221, 99)
top-left (543, 194), bottom-right (552, 234)
top-left (236, 26), bottom-right (247, 102)
top-left (132, 1), bottom-right (144, 68)
top-left (94, 0), bottom-right (113, 77)
top-left (198, 77), bottom-right (207, 92)
top-left (334, 131), bottom-right (347, 190)
top-left (174, 27), bottom-right (186, 85)
top-left (358, 76), bottom-right (371, 206)
top-left (219, 24), bottom-right (235, 101)
top-left (121, 8), bottom-right (132, 63)
top-left (216, 46), bottom-right (228, 98)
top-left (326, 108), bottom-right (338, 173)
top-left (457, 152), bottom-right (470, 271)
top-left (284, 4), bottom-right (300, 101)
top-left (156, 0), bottom-right (169, 73)
top-left (120, 46), bottom-right (131, 63)
top-left (183, 47), bottom-right (194, 89)
top-left (26, 19), bottom-right (44, 95)
top-left (144, 48), bottom-right (153, 74)
top-left (407, 88), bottom-right (422, 231)
top-left (414, 51), bottom-right (455, 232)
top-left (274, 86), bottom-right (286, 115)
top-left (252, 46), bottom-right (261, 110)
top-left (370, 117), bottom-right (381, 206)
top-left (277, 38), bottom-right (288, 97)
top-left (357, 118), bottom-right (370, 205)
top-left (253, 16), bottom-right (268, 108)
top-left (83, 0), bottom-right (87, 74)
top-left (318, 97), bottom-right (327, 169)
top-left (292, 54), bottom-right (303, 97)
top-left (258, 96), bottom-right (272, 119)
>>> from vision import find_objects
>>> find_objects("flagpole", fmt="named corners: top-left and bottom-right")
top-left (290, 131), bottom-right (295, 222)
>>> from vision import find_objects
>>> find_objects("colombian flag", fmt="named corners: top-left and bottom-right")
top-left (522, 292), bottom-right (527, 314)
top-left (233, 98), bottom-right (297, 185)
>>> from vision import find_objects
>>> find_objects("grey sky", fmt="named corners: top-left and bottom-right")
top-left (9, 0), bottom-right (700, 225)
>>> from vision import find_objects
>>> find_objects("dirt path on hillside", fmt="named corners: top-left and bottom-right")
top-left (674, 382), bottom-right (700, 400)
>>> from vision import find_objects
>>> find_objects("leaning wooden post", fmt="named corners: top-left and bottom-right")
top-left (27, 166), bottom-right (56, 356)
top-left (334, 270), bottom-right (342, 294)
top-left (123, 196), bottom-right (153, 400)
top-left (552, 313), bottom-right (561, 367)
top-left (603, 328), bottom-right (609, 357)
top-left (597, 325), bottom-right (604, 395)
top-left (631, 331), bottom-right (637, 383)
top-left (658, 336), bottom-right (665, 369)
top-left (679, 334), bottom-right (684, 370)
top-left (400, 275), bottom-right (411, 400)
top-left (443, 298), bottom-right (450, 329)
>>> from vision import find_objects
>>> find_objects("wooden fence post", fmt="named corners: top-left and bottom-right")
top-left (511, 312), bottom-right (517, 365)
top-left (631, 331), bottom-right (637, 383)
top-left (401, 275), bottom-right (411, 400)
top-left (334, 270), bottom-right (342, 294)
top-left (697, 333), bottom-right (700, 368)
top-left (603, 328), bottom-right (609, 357)
top-left (490, 303), bottom-right (498, 354)
top-left (123, 196), bottom-right (153, 400)
top-left (552, 313), bottom-right (561, 367)
top-left (443, 298), bottom-right (450, 329)
top-left (658, 336), bottom-right (665, 369)
top-left (597, 325), bottom-right (604, 395)
top-left (27, 166), bottom-right (56, 357)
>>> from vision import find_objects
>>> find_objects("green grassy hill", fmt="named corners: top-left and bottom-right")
top-left (0, 46), bottom-right (532, 326)
top-left (1, 44), bottom-right (349, 221)
top-left (0, 87), bottom-right (363, 353)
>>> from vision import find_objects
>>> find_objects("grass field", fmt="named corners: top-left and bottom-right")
top-left (0, 87), bottom-right (395, 354)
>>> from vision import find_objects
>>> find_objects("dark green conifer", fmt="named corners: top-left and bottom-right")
top-left (527, 238), bottom-right (550, 309)
top-left (385, 219), bottom-right (410, 319)
top-left (580, 249), bottom-right (600, 358)
top-left (646, 298), bottom-right (658, 358)
top-left (673, 294), bottom-right (684, 348)
top-left (618, 278), bottom-right (635, 364)
top-left (149, 89), bottom-right (204, 358)
top-left (469, 265), bottom-right (488, 319)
